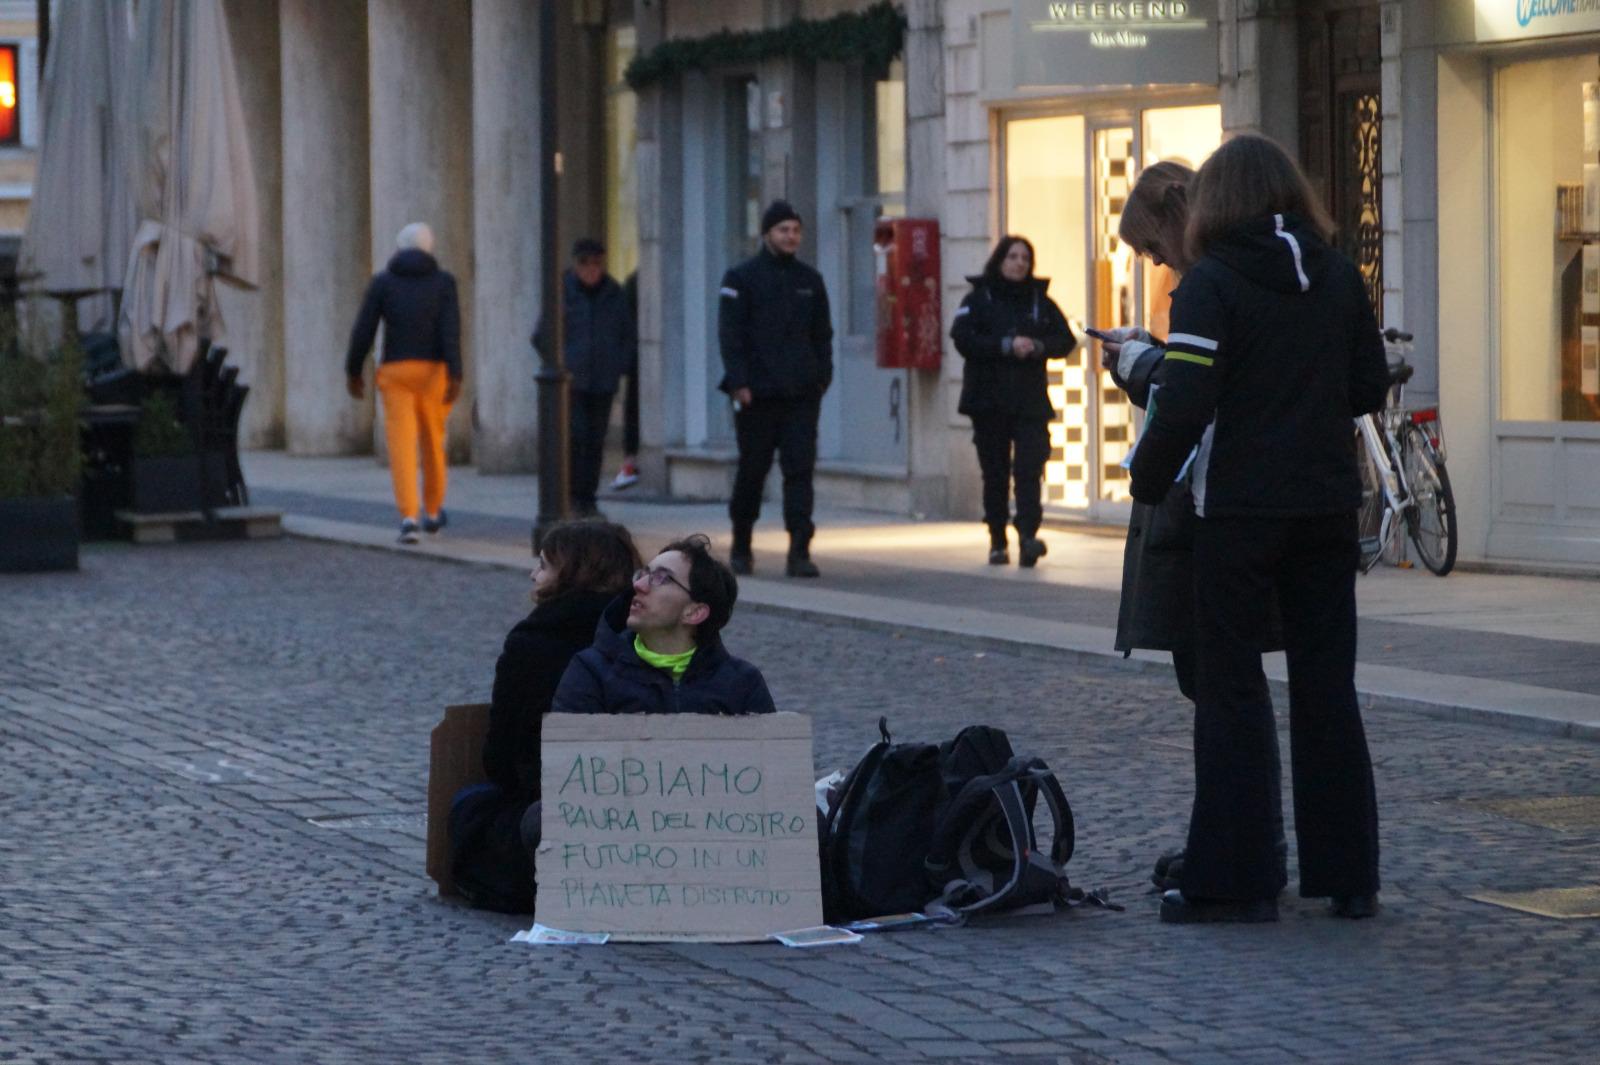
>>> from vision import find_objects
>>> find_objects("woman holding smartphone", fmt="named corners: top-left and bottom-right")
top-left (950, 235), bottom-right (1076, 566)
top-left (1128, 135), bottom-right (1390, 924)
top-left (1097, 161), bottom-right (1286, 900)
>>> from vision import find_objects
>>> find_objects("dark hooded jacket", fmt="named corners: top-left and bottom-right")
top-left (532, 270), bottom-right (637, 394)
top-left (1128, 213), bottom-right (1390, 516)
top-left (482, 590), bottom-right (615, 805)
top-left (1111, 342), bottom-right (1280, 654)
top-left (344, 249), bottom-right (462, 379)
top-left (951, 274), bottom-right (1076, 421)
top-left (717, 245), bottom-right (834, 400)
top-left (551, 596), bottom-right (777, 717)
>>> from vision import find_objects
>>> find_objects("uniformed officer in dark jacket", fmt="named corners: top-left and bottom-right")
top-left (950, 235), bottom-right (1075, 567)
top-left (718, 200), bottom-right (834, 578)
top-left (533, 238), bottom-right (637, 517)
top-left (1129, 135), bottom-right (1391, 925)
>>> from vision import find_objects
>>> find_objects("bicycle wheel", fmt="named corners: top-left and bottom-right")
top-left (1401, 424), bottom-right (1458, 576)
top-left (1354, 422), bottom-right (1385, 572)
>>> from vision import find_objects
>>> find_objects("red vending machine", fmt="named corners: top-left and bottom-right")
top-left (874, 218), bottom-right (942, 372)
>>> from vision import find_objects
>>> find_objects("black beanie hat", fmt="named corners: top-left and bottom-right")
top-left (760, 199), bottom-right (802, 234)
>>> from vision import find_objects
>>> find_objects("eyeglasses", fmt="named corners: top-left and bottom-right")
top-left (633, 567), bottom-right (691, 594)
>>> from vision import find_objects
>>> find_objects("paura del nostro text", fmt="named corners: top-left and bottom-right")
top-left (559, 755), bottom-right (763, 797)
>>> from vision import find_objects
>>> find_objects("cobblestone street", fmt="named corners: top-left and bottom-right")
top-left (4, 539), bottom-right (1598, 1064)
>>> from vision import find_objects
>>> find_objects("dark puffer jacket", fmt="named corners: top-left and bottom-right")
top-left (950, 274), bottom-right (1076, 422)
top-left (532, 271), bottom-right (637, 395)
top-left (344, 248), bottom-right (462, 379)
top-left (717, 245), bottom-right (834, 400)
top-left (551, 596), bottom-right (777, 717)
top-left (1129, 213), bottom-right (1389, 514)
top-left (482, 589), bottom-right (614, 805)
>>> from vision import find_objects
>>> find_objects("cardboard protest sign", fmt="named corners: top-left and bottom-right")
top-left (536, 712), bottom-right (822, 942)
top-left (426, 703), bottom-right (491, 897)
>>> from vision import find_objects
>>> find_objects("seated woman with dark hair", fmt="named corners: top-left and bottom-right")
top-left (449, 521), bottom-right (641, 913)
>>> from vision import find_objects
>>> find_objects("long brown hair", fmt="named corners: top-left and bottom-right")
top-left (981, 235), bottom-right (1036, 283)
top-left (1120, 161), bottom-right (1196, 272)
top-left (536, 521), bottom-right (641, 604)
top-left (1184, 134), bottom-right (1334, 264)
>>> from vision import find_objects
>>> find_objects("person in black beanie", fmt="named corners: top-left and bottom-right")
top-left (717, 199), bottom-right (835, 577)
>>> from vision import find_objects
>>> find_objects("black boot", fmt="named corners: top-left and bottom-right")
top-left (786, 533), bottom-right (820, 578)
top-left (988, 528), bottom-right (1008, 566)
top-left (1019, 535), bottom-right (1048, 568)
top-left (730, 525), bottom-right (753, 575)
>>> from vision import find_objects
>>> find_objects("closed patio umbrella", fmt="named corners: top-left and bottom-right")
top-left (17, 0), bottom-right (137, 329)
top-left (118, 0), bottom-right (259, 375)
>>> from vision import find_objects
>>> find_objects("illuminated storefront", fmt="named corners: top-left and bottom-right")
top-left (1434, 1), bottom-right (1600, 564)
top-left (989, 2), bottom-right (1223, 520)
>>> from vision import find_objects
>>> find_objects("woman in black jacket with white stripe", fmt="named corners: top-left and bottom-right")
top-left (950, 236), bottom-right (1076, 567)
top-left (1129, 135), bottom-right (1391, 925)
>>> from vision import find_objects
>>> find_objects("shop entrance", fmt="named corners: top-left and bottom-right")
top-left (1002, 102), bottom-right (1222, 523)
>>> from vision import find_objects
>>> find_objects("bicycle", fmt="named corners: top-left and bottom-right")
top-left (1355, 328), bottom-right (1458, 576)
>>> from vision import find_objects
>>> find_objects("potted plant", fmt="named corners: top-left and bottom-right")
top-left (0, 338), bottom-right (83, 573)
top-left (131, 388), bottom-right (225, 514)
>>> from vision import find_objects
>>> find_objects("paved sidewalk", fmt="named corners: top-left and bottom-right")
top-left (243, 450), bottom-right (1600, 740)
top-left (4, 537), bottom-right (1598, 1064)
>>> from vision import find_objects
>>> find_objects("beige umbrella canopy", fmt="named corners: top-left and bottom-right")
top-left (17, 0), bottom-right (137, 324)
top-left (118, 0), bottom-right (259, 375)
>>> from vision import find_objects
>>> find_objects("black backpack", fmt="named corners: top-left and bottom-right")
top-left (821, 720), bottom-right (1036, 923)
top-left (923, 755), bottom-right (1078, 916)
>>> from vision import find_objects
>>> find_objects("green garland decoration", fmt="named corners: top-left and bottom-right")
top-left (625, 2), bottom-right (905, 91)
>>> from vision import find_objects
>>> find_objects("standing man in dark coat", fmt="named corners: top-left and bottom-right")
top-left (718, 200), bottom-right (834, 578)
top-left (533, 238), bottom-right (637, 518)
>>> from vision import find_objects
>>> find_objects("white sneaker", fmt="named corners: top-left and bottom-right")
top-left (610, 462), bottom-right (639, 490)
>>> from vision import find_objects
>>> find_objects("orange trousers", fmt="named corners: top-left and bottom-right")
top-left (376, 360), bottom-right (453, 519)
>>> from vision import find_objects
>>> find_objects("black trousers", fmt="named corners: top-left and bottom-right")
top-left (569, 388), bottom-right (614, 508)
top-left (970, 412), bottom-right (1049, 543)
top-left (730, 397), bottom-right (819, 542)
top-left (621, 371), bottom-right (640, 456)
top-left (1182, 512), bottom-right (1380, 901)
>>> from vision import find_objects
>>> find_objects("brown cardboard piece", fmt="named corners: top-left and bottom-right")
top-left (536, 712), bottom-right (823, 942)
top-left (425, 702), bottom-right (491, 897)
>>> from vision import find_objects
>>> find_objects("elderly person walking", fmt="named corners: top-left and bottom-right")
top-left (345, 222), bottom-right (463, 544)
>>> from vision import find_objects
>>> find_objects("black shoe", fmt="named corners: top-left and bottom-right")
top-left (1152, 849), bottom-right (1184, 891)
top-left (729, 550), bottom-right (753, 576)
top-left (786, 554), bottom-right (820, 578)
top-left (1330, 894), bottom-right (1379, 919)
top-left (423, 509), bottom-right (448, 535)
top-left (397, 519), bottom-right (420, 545)
top-left (1019, 537), bottom-right (1048, 568)
top-left (1159, 890), bottom-right (1278, 924)
top-left (988, 547), bottom-right (1008, 565)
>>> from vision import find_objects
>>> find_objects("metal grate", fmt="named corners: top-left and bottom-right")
top-left (1465, 795), bottom-right (1600, 831)
top-left (1467, 886), bottom-right (1600, 920)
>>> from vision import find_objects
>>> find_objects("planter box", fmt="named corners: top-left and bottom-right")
top-left (131, 453), bottom-right (228, 514)
top-left (0, 496), bottom-right (79, 573)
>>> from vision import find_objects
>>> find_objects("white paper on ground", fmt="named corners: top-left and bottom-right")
top-left (509, 923), bottom-right (611, 946)
top-left (771, 925), bottom-right (863, 948)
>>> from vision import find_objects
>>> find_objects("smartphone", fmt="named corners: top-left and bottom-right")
top-left (1083, 327), bottom-right (1114, 342)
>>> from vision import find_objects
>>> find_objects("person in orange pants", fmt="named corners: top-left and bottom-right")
top-left (345, 222), bottom-right (463, 543)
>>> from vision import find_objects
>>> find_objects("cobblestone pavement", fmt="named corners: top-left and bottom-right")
top-left (3, 539), bottom-right (1598, 1064)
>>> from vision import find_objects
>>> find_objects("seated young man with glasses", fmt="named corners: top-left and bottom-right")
top-left (551, 534), bottom-right (776, 716)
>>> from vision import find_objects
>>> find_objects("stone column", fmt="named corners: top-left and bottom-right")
top-left (366, 0), bottom-right (474, 463)
top-left (1219, 0), bottom-right (1297, 145)
top-left (905, 0), bottom-right (959, 518)
top-left (280, 0), bottom-right (372, 455)
top-left (470, 0), bottom-right (541, 473)
top-left (218, 0), bottom-right (284, 449)
top-left (632, 0), bottom-right (669, 492)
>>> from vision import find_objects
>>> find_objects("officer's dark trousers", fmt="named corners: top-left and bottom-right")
top-left (730, 398), bottom-right (819, 541)
top-left (1182, 512), bottom-right (1380, 901)
top-left (970, 412), bottom-right (1049, 544)
top-left (569, 388), bottom-right (614, 509)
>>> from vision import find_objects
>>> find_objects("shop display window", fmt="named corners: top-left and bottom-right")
top-left (1495, 54), bottom-right (1600, 422)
